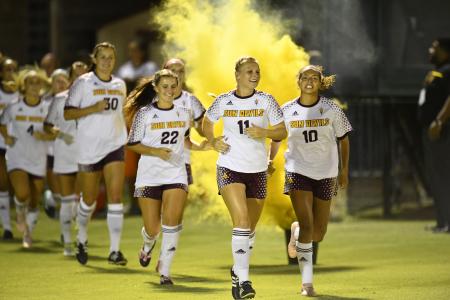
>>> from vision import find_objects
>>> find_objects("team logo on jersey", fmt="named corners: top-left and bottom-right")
top-left (254, 99), bottom-right (259, 105)
top-left (153, 114), bottom-right (159, 119)
top-left (319, 107), bottom-right (324, 115)
top-left (222, 172), bottom-right (229, 180)
top-left (293, 111), bottom-right (298, 116)
top-left (288, 177), bottom-right (294, 183)
top-left (182, 100), bottom-right (186, 106)
top-left (176, 111), bottom-right (180, 117)
top-left (226, 100), bottom-right (233, 105)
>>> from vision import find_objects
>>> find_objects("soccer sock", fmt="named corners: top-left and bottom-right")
top-left (107, 203), bottom-right (124, 252)
top-left (26, 208), bottom-right (39, 234)
top-left (296, 241), bottom-right (313, 285)
top-left (0, 191), bottom-right (11, 231)
top-left (294, 225), bottom-right (300, 241)
top-left (158, 224), bottom-right (182, 277)
top-left (141, 227), bottom-right (158, 253)
top-left (249, 231), bottom-right (256, 255)
top-left (60, 195), bottom-right (76, 244)
top-left (232, 228), bottom-right (251, 283)
top-left (76, 199), bottom-right (96, 244)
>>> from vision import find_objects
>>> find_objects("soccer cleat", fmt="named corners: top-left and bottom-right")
top-left (63, 243), bottom-right (73, 256)
top-left (239, 281), bottom-right (256, 299)
top-left (44, 191), bottom-right (58, 219)
top-left (230, 268), bottom-right (240, 299)
top-left (108, 251), bottom-right (128, 266)
top-left (75, 241), bottom-right (88, 265)
top-left (2, 229), bottom-right (13, 240)
top-left (139, 248), bottom-right (152, 267)
top-left (160, 275), bottom-right (173, 285)
top-left (301, 284), bottom-right (316, 297)
top-left (288, 221), bottom-right (299, 258)
top-left (22, 231), bottom-right (32, 249)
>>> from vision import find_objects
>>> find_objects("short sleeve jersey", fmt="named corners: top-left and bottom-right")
top-left (65, 72), bottom-right (127, 164)
top-left (128, 103), bottom-right (191, 187)
top-left (282, 96), bottom-right (352, 180)
top-left (0, 88), bottom-right (19, 149)
top-left (0, 97), bottom-right (51, 175)
top-left (205, 90), bottom-right (284, 173)
top-left (173, 90), bottom-right (206, 164)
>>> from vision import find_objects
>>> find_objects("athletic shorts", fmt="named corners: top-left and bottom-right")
top-left (134, 184), bottom-right (188, 201)
top-left (78, 146), bottom-right (124, 172)
top-left (284, 171), bottom-right (336, 201)
top-left (216, 166), bottom-right (267, 199)
top-left (185, 164), bottom-right (193, 185)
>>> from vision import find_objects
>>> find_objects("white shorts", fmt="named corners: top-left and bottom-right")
top-left (53, 140), bottom-right (78, 174)
top-left (6, 152), bottom-right (47, 177)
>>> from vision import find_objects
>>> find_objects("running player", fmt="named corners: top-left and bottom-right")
top-left (45, 65), bottom-right (87, 255)
top-left (0, 70), bottom-right (56, 248)
top-left (126, 69), bottom-right (208, 284)
top-left (0, 57), bottom-right (19, 240)
top-left (203, 56), bottom-right (287, 299)
top-left (64, 42), bottom-right (128, 265)
top-left (283, 65), bottom-right (352, 296)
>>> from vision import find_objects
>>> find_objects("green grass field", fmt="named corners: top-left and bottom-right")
top-left (1, 210), bottom-right (450, 300)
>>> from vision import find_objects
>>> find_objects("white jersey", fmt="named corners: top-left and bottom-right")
top-left (45, 90), bottom-right (78, 173)
top-left (116, 61), bottom-right (158, 81)
top-left (0, 88), bottom-right (19, 149)
top-left (43, 93), bottom-right (56, 157)
top-left (206, 90), bottom-right (284, 173)
top-left (282, 97), bottom-right (352, 180)
top-left (65, 72), bottom-right (127, 164)
top-left (173, 90), bottom-right (206, 164)
top-left (0, 97), bottom-right (51, 176)
top-left (128, 103), bottom-right (191, 187)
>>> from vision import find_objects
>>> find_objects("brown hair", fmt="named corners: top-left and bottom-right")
top-left (298, 65), bottom-right (336, 91)
top-left (89, 42), bottom-right (116, 71)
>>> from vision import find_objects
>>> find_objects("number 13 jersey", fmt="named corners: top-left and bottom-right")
top-left (206, 90), bottom-right (284, 173)
top-left (282, 97), bottom-right (352, 180)
top-left (65, 71), bottom-right (127, 164)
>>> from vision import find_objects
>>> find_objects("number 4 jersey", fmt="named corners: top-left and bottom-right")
top-left (127, 103), bottom-right (191, 187)
top-left (65, 71), bottom-right (127, 165)
top-left (206, 90), bottom-right (284, 173)
top-left (282, 97), bottom-right (352, 180)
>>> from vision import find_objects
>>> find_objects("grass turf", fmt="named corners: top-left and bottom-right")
top-left (1, 213), bottom-right (450, 299)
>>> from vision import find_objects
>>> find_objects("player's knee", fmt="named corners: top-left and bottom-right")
top-left (14, 190), bottom-right (30, 203)
top-left (313, 226), bottom-right (328, 242)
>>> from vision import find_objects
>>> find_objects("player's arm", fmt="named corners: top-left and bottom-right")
top-left (267, 140), bottom-right (282, 175)
top-left (64, 99), bottom-right (108, 120)
top-left (245, 122), bottom-right (287, 140)
top-left (126, 142), bottom-right (172, 160)
top-left (202, 116), bottom-right (229, 153)
top-left (0, 125), bottom-right (15, 146)
top-left (338, 135), bottom-right (350, 189)
top-left (429, 95), bottom-right (450, 141)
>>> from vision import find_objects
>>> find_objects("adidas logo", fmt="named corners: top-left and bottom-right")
top-left (18, 107), bottom-right (23, 112)
top-left (299, 257), bottom-right (308, 262)
top-left (153, 114), bottom-right (159, 119)
top-left (293, 111), bottom-right (298, 116)
top-left (226, 101), bottom-right (233, 105)
top-left (235, 249), bottom-right (246, 254)
top-left (168, 246), bottom-right (177, 252)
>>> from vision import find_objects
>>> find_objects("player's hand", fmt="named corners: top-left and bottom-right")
top-left (5, 136), bottom-right (16, 146)
top-left (59, 132), bottom-right (74, 145)
top-left (245, 123), bottom-right (267, 139)
top-left (338, 168), bottom-right (349, 189)
top-left (211, 136), bottom-right (230, 154)
top-left (267, 160), bottom-right (276, 176)
top-left (93, 99), bottom-right (108, 112)
top-left (32, 131), bottom-right (47, 141)
top-left (428, 120), bottom-right (442, 141)
top-left (154, 147), bottom-right (172, 160)
top-left (2, 80), bottom-right (18, 92)
top-left (199, 140), bottom-right (213, 151)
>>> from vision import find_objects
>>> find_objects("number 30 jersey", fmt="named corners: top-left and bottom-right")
top-left (127, 103), bottom-right (191, 187)
top-left (282, 97), bottom-right (352, 180)
top-left (0, 97), bottom-right (50, 176)
top-left (65, 71), bottom-right (127, 164)
top-left (206, 90), bottom-right (284, 173)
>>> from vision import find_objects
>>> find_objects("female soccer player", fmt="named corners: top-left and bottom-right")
top-left (283, 65), bottom-right (352, 296)
top-left (64, 42), bottom-right (128, 265)
top-left (0, 70), bottom-right (56, 248)
top-left (44, 65), bottom-right (87, 255)
top-left (126, 69), bottom-right (208, 285)
top-left (203, 56), bottom-right (287, 299)
top-left (0, 57), bottom-right (19, 240)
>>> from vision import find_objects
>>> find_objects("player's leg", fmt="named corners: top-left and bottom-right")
top-left (58, 173), bottom-right (77, 255)
top-left (0, 154), bottom-right (12, 239)
top-left (44, 157), bottom-right (61, 219)
top-left (9, 170), bottom-right (31, 247)
top-left (28, 175), bottom-right (45, 236)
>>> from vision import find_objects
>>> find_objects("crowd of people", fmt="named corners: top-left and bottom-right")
top-left (0, 40), bottom-right (353, 299)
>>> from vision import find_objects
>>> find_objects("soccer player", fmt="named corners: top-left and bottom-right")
top-left (0, 70), bottom-right (56, 248)
top-left (0, 57), bottom-right (19, 240)
top-left (126, 69), bottom-right (208, 285)
top-left (283, 65), bottom-right (352, 296)
top-left (64, 42), bottom-right (128, 265)
top-left (203, 56), bottom-right (287, 299)
top-left (44, 65), bottom-right (87, 255)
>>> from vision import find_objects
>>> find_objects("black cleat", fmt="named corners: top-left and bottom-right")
top-left (3, 229), bottom-right (13, 240)
top-left (231, 268), bottom-right (240, 299)
top-left (139, 248), bottom-right (152, 267)
top-left (240, 281), bottom-right (256, 299)
top-left (75, 241), bottom-right (88, 265)
top-left (160, 275), bottom-right (174, 285)
top-left (108, 251), bottom-right (128, 266)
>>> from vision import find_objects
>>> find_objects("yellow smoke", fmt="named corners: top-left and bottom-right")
top-left (153, 0), bottom-right (309, 228)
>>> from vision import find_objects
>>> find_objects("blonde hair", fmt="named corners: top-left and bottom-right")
top-left (234, 56), bottom-right (259, 72)
top-left (298, 65), bottom-right (336, 91)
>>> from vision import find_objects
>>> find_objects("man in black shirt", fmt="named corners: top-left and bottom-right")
top-left (418, 38), bottom-right (450, 232)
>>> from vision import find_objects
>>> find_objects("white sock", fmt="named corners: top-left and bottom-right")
top-left (60, 195), bottom-right (76, 244)
top-left (76, 199), bottom-right (96, 243)
top-left (158, 224), bottom-right (182, 277)
top-left (294, 226), bottom-right (300, 240)
top-left (232, 228), bottom-right (251, 283)
top-left (0, 191), bottom-right (11, 231)
top-left (26, 208), bottom-right (39, 233)
top-left (107, 203), bottom-right (124, 252)
top-left (249, 231), bottom-right (256, 255)
top-left (141, 227), bottom-right (158, 253)
top-left (296, 241), bottom-right (313, 284)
